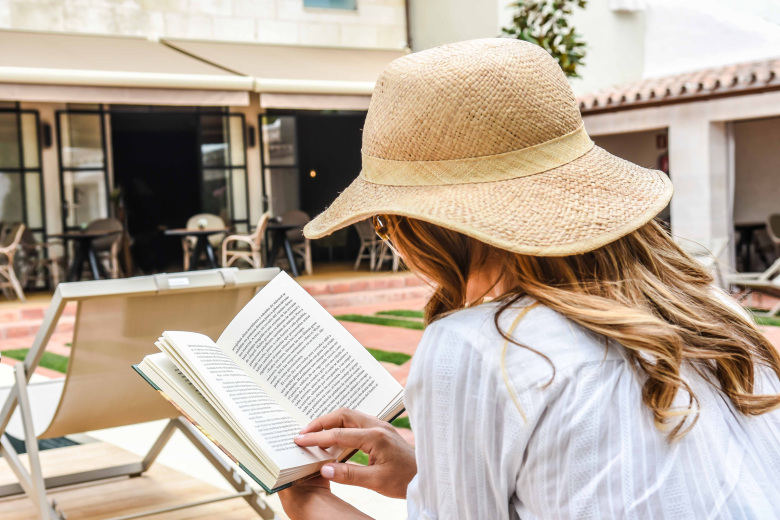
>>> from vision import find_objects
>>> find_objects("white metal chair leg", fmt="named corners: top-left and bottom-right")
top-left (172, 418), bottom-right (276, 519)
top-left (12, 363), bottom-right (62, 519)
top-left (0, 414), bottom-right (277, 519)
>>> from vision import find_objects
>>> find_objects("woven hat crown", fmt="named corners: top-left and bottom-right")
top-left (362, 38), bottom-right (583, 163)
top-left (304, 38), bottom-right (672, 257)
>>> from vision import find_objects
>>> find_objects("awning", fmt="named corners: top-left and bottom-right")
top-left (0, 30), bottom-right (408, 109)
top-left (164, 39), bottom-right (408, 108)
top-left (0, 30), bottom-right (251, 105)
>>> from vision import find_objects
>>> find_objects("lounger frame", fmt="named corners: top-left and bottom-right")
top-left (0, 268), bottom-right (280, 520)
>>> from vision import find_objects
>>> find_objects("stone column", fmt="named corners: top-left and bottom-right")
top-left (230, 94), bottom-right (264, 227)
top-left (668, 114), bottom-right (734, 268)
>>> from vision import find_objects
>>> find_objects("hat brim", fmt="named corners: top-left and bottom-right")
top-left (304, 146), bottom-right (673, 257)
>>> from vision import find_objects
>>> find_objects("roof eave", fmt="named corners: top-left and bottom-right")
top-left (580, 82), bottom-right (780, 116)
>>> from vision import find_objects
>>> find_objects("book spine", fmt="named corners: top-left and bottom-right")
top-left (132, 364), bottom-right (161, 391)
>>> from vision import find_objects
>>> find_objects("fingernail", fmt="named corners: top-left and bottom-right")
top-left (321, 465), bottom-right (335, 479)
top-left (294, 434), bottom-right (306, 441)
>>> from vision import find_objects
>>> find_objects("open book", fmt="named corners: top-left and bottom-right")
top-left (133, 271), bottom-right (405, 494)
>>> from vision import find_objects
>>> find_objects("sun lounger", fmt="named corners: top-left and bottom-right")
top-left (726, 257), bottom-right (780, 316)
top-left (674, 236), bottom-right (729, 288)
top-left (0, 267), bottom-right (280, 520)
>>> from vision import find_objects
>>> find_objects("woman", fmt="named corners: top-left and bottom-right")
top-left (280, 39), bottom-right (780, 519)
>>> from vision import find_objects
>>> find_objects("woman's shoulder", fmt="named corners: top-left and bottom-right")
top-left (420, 299), bottom-right (623, 385)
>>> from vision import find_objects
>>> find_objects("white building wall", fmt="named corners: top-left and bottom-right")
top-left (17, 101), bottom-right (67, 248)
top-left (568, 1), bottom-right (645, 96)
top-left (582, 91), bottom-right (780, 268)
top-left (408, 0), bottom-right (498, 51)
top-left (0, 0), bottom-right (407, 49)
top-left (409, 0), bottom-right (646, 95)
top-left (592, 129), bottom-right (664, 170)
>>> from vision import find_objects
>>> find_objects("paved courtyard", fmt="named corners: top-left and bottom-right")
top-left (1, 279), bottom-right (779, 519)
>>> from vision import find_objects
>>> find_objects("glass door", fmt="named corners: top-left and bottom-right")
top-left (259, 114), bottom-right (299, 217)
top-left (57, 110), bottom-right (110, 230)
top-left (198, 113), bottom-right (249, 232)
top-left (0, 108), bottom-right (45, 241)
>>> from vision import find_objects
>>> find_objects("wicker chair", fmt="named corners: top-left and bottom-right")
top-left (353, 219), bottom-right (383, 271)
top-left (19, 229), bottom-right (64, 289)
top-left (768, 214), bottom-right (780, 257)
top-left (375, 241), bottom-right (401, 273)
top-left (0, 222), bottom-right (26, 301)
top-left (222, 213), bottom-right (270, 269)
top-left (182, 213), bottom-right (226, 271)
top-left (86, 218), bottom-right (124, 279)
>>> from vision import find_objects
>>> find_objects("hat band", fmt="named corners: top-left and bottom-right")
top-left (360, 124), bottom-right (594, 186)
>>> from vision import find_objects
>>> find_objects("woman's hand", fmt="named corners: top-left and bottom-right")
top-left (278, 477), bottom-right (372, 520)
top-left (294, 408), bottom-right (417, 499)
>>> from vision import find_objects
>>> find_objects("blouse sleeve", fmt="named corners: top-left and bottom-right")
top-left (404, 307), bottom-right (558, 520)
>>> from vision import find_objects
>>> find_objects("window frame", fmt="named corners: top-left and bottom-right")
top-left (303, 0), bottom-right (358, 11)
top-left (0, 106), bottom-right (46, 240)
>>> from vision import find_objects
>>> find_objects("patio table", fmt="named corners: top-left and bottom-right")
top-left (165, 227), bottom-right (230, 270)
top-left (735, 221), bottom-right (769, 272)
top-left (49, 230), bottom-right (121, 282)
top-left (266, 223), bottom-right (301, 277)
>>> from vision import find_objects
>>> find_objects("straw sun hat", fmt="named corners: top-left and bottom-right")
top-left (304, 38), bottom-right (672, 256)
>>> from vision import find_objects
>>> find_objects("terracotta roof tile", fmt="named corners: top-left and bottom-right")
top-left (578, 57), bottom-right (780, 114)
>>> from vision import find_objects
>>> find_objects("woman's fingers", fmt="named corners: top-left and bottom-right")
top-left (295, 427), bottom-right (380, 451)
top-left (299, 408), bottom-right (383, 434)
top-left (319, 462), bottom-right (380, 490)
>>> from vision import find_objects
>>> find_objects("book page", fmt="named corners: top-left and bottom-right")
top-left (162, 331), bottom-right (333, 468)
top-left (217, 271), bottom-right (403, 423)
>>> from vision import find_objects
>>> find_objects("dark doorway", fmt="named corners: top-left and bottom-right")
top-left (295, 112), bottom-right (365, 262)
top-left (111, 112), bottom-right (201, 273)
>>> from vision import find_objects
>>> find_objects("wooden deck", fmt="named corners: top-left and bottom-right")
top-left (0, 442), bottom-right (271, 519)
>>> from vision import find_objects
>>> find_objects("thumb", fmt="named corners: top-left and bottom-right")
top-left (320, 462), bottom-right (377, 488)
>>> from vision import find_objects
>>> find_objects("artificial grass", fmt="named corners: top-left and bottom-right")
top-left (376, 310), bottom-right (425, 319)
top-left (2, 349), bottom-right (69, 373)
top-left (366, 347), bottom-right (412, 366)
top-left (348, 419), bottom-right (412, 465)
top-left (349, 450), bottom-right (369, 465)
top-left (754, 315), bottom-right (780, 327)
top-left (391, 416), bottom-right (411, 429)
top-left (336, 314), bottom-right (424, 331)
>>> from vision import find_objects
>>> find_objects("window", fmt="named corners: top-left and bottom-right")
top-left (0, 108), bottom-right (45, 240)
top-left (58, 110), bottom-right (109, 230)
top-left (260, 115), bottom-right (299, 216)
top-left (304, 0), bottom-right (357, 10)
top-left (199, 113), bottom-right (249, 232)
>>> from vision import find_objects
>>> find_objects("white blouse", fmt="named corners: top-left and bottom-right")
top-left (404, 299), bottom-right (780, 519)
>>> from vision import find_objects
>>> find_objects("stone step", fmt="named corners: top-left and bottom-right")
top-left (0, 316), bottom-right (75, 342)
top-left (312, 286), bottom-right (431, 311)
top-left (299, 272), bottom-right (431, 311)
top-left (299, 272), bottom-right (425, 296)
top-left (0, 273), bottom-right (429, 342)
top-left (0, 301), bottom-right (76, 323)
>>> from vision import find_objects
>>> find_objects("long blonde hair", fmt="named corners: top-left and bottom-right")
top-left (386, 215), bottom-right (780, 441)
